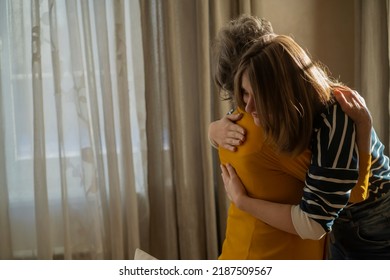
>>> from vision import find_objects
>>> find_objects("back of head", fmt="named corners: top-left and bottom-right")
top-left (213, 14), bottom-right (273, 100)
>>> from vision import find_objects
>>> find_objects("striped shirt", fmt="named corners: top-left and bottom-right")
top-left (295, 103), bottom-right (390, 238)
top-left (362, 128), bottom-right (390, 202)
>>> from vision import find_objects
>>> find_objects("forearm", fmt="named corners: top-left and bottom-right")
top-left (221, 163), bottom-right (327, 240)
top-left (236, 196), bottom-right (298, 235)
top-left (236, 195), bottom-right (327, 240)
top-left (355, 122), bottom-right (371, 154)
top-left (334, 88), bottom-right (372, 154)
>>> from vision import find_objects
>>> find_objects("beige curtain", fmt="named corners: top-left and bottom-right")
top-left (355, 0), bottom-right (390, 153)
top-left (139, 0), bottom-right (265, 260)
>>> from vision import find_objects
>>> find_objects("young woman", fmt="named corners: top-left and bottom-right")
top-left (221, 34), bottom-right (390, 259)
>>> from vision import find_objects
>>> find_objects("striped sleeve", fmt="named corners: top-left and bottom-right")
top-left (294, 104), bottom-right (359, 237)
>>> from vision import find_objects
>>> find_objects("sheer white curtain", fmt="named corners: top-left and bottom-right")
top-left (0, 0), bottom-right (147, 259)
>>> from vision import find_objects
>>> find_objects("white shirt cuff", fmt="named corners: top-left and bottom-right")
top-left (290, 205), bottom-right (326, 240)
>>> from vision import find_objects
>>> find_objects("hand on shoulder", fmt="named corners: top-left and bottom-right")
top-left (333, 88), bottom-right (372, 129)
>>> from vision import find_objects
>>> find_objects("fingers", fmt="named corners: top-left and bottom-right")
top-left (228, 130), bottom-right (245, 141)
top-left (334, 88), bottom-right (372, 125)
top-left (212, 114), bottom-right (246, 152)
top-left (334, 88), bottom-right (361, 110)
top-left (334, 90), bottom-right (354, 112)
top-left (220, 164), bottom-right (231, 200)
top-left (224, 163), bottom-right (233, 173)
top-left (224, 114), bottom-right (246, 135)
top-left (220, 163), bottom-right (236, 179)
top-left (226, 124), bottom-right (246, 145)
top-left (220, 163), bottom-right (238, 193)
top-left (226, 113), bottom-right (243, 122)
top-left (221, 127), bottom-right (246, 151)
top-left (209, 114), bottom-right (246, 150)
top-left (220, 164), bottom-right (228, 185)
top-left (228, 124), bottom-right (246, 137)
top-left (333, 89), bottom-right (349, 105)
top-left (225, 132), bottom-right (245, 144)
top-left (334, 88), bottom-right (365, 108)
top-left (222, 144), bottom-right (238, 152)
top-left (221, 134), bottom-right (245, 151)
top-left (349, 89), bottom-right (366, 105)
top-left (220, 164), bottom-right (233, 197)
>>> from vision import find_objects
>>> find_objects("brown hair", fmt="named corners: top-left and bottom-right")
top-left (234, 35), bottom-right (344, 155)
top-left (213, 15), bottom-right (273, 100)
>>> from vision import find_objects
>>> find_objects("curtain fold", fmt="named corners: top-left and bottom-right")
top-left (0, 35), bottom-right (12, 260)
top-left (48, 0), bottom-right (71, 260)
top-left (93, 0), bottom-right (124, 260)
top-left (194, 0), bottom-right (219, 260)
top-left (113, 0), bottom-right (143, 259)
top-left (164, 0), bottom-right (209, 259)
top-left (356, 0), bottom-right (390, 153)
top-left (139, 0), bottom-right (179, 260)
top-left (139, 0), bottom-right (264, 260)
top-left (31, 0), bottom-right (52, 260)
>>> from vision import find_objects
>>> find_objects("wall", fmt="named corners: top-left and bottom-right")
top-left (255, 0), bottom-right (356, 88)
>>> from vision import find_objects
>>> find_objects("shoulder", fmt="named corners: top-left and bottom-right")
top-left (312, 103), bottom-right (358, 168)
top-left (316, 103), bottom-right (349, 128)
top-left (315, 103), bottom-right (355, 140)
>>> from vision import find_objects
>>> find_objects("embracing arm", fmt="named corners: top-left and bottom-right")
top-left (221, 163), bottom-right (299, 236)
top-left (221, 163), bottom-right (325, 238)
top-left (334, 89), bottom-right (372, 203)
top-left (334, 88), bottom-right (372, 154)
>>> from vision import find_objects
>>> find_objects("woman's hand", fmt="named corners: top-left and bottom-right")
top-left (334, 88), bottom-right (372, 154)
top-left (208, 113), bottom-right (246, 152)
top-left (221, 164), bottom-right (298, 236)
top-left (334, 88), bottom-right (372, 129)
top-left (220, 163), bottom-right (248, 208)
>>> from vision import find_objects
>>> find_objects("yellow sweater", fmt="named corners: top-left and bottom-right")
top-left (218, 110), bottom-right (325, 259)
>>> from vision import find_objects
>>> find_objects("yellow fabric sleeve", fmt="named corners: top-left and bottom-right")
top-left (349, 152), bottom-right (371, 203)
